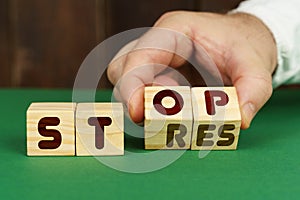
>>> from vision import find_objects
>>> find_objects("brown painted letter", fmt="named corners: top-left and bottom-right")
top-left (196, 124), bottom-right (216, 147)
top-left (153, 89), bottom-right (184, 115)
top-left (167, 124), bottom-right (187, 147)
top-left (88, 117), bottom-right (112, 150)
top-left (38, 117), bottom-right (62, 149)
top-left (217, 124), bottom-right (235, 146)
top-left (205, 90), bottom-right (229, 115)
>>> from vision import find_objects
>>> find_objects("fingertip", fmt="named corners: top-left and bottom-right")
top-left (128, 87), bottom-right (145, 124)
top-left (233, 74), bottom-right (272, 130)
top-left (129, 103), bottom-right (144, 124)
top-left (240, 102), bottom-right (256, 129)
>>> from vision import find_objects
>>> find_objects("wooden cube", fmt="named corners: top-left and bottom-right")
top-left (191, 87), bottom-right (241, 150)
top-left (76, 103), bottom-right (124, 156)
top-left (27, 103), bottom-right (76, 156)
top-left (144, 86), bottom-right (193, 149)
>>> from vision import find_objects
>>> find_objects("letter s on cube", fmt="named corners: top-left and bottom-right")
top-left (26, 103), bottom-right (76, 156)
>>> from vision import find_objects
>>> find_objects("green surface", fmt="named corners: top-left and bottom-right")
top-left (0, 88), bottom-right (300, 199)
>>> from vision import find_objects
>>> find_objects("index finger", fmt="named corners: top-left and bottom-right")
top-left (112, 27), bottom-right (194, 123)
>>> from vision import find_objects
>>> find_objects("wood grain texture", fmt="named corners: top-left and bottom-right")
top-left (0, 0), bottom-right (10, 86)
top-left (198, 0), bottom-right (243, 12)
top-left (144, 86), bottom-right (193, 149)
top-left (27, 103), bottom-right (76, 156)
top-left (191, 87), bottom-right (241, 150)
top-left (76, 103), bottom-right (124, 156)
top-left (0, 0), bottom-right (246, 88)
top-left (8, 0), bottom-right (105, 88)
top-left (106, 0), bottom-right (197, 37)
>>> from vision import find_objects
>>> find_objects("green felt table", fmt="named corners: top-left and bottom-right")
top-left (1, 88), bottom-right (300, 199)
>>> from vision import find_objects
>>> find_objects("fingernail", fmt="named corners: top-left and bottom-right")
top-left (128, 102), bottom-right (134, 118)
top-left (128, 101), bottom-right (138, 123)
top-left (242, 103), bottom-right (256, 128)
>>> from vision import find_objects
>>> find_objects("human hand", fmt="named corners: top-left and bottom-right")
top-left (107, 11), bottom-right (277, 129)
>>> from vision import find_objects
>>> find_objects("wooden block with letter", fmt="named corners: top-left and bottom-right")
top-left (76, 103), bottom-right (124, 156)
top-left (191, 87), bottom-right (241, 150)
top-left (144, 86), bottom-right (193, 149)
top-left (27, 103), bottom-right (76, 156)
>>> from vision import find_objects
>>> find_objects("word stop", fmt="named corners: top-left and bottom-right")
top-left (26, 86), bottom-right (241, 157)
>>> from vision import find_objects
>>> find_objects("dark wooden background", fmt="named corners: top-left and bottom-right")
top-left (0, 0), bottom-right (243, 88)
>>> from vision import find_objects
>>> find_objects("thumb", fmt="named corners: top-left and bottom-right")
top-left (233, 71), bottom-right (273, 129)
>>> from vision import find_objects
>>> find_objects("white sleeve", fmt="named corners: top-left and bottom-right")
top-left (233, 0), bottom-right (300, 87)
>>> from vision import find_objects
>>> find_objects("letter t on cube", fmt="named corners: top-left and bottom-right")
top-left (76, 103), bottom-right (124, 156)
